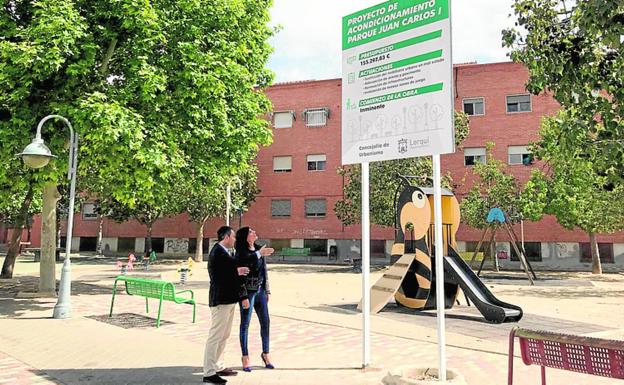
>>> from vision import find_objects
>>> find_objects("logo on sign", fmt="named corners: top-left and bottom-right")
top-left (398, 139), bottom-right (408, 154)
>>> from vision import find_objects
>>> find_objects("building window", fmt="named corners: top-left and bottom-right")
top-left (307, 154), bottom-right (326, 171)
top-left (82, 203), bottom-right (98, 220)
top-left (304, 239), bottom-right (328, 256)
top-left (117, 237), bottom-right (136, 253)
top-left (511, 242), bottom-right (542, 262)
top-left (305, 199), bottom-right (327, 217)
top-left (463, 97), bottom-right (484, 116)
top-left (268, 239), bottom-right (290, 253)
top-left (303, 108), bottom-right (329, 127)
top-left (508, 145), bottom-right (533, 165)
top-left (272, 111), bottom-right (295, 128)
top-left (188, 238), bottom-right (212, 254)
top-left (464, 147), bottom-right (486, 166)
top-left (146, 238), bottom-right (165, 253)
top-left (273, 156), bottom-right (292, 173)
top-left (371, 240), bottom-right (386, 257)
top-left (79, 237), bottom-right (97, 252)
top-left (580, 243), bottom-right (614, 264)
top-left (506, 94), bottom-right (531, 113)
top-left (271, 200), bottom-right (291, 217)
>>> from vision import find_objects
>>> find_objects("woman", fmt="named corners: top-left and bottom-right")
top-left (235, 227), bottom-right (275, 372)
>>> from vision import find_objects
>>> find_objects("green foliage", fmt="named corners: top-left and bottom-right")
top-left (524, 111), bottom-right (624, 235)
top-left (335, 111), bottom-right (470, 227)
top-left (518, 169), bottom-right (549, 222)
top-left (0, 184), bottom-right (42, 226)
top-left (0, 0), bottom-right (275, 274)
top-left (460, 143), bottom-right (524, 229)
top-left (1, 0), bottom-right (274, 205)
top-left (177, 163), bottom-right (261, 225)
top-left (503, 0), bottom-right (624, 183)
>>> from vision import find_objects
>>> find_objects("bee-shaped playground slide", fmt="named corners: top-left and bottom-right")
top-left (365, 178), bottom-right (523, 323)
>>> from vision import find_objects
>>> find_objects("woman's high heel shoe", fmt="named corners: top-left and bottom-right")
top-left (261, 353), bottom-right (275, 369)
top-left (242, 356), bottom-right (252, 372)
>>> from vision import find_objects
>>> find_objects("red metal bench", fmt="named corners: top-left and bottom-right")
top-left (508, 327), bottom-right (624, 384)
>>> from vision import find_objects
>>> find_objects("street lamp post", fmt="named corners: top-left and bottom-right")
top-left (17, 115), bottom-right (78, 319)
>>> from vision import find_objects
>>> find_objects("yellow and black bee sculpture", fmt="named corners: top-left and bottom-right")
top-left (368, 176), bottom-right (522, 323)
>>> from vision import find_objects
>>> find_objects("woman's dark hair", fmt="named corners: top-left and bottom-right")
top-left (235, 227), bottom-right (251, 254)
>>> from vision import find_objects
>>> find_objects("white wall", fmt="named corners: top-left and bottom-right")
top-left (70, 237), bottom-right (80, 252)
top-left (613, 243), bottom-right (624, 265)
top-left (134, 237), bottom-right (145, 254)
top-left (101, 237), bottom-right (118, 253)
top-left (165, 238), bottom-right (189, 254)
top-left (291, 239), bottom-right (304, 248)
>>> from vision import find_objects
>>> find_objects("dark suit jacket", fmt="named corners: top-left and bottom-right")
top-left (208, 243), bottom-right (246, 307)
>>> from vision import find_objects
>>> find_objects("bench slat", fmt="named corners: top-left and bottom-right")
top-left (511, 327), bottom-right (624, 381)
top-left (280, 247), bottom-right (310, 256)
top-left (117, 276), bottom-right (179, 301)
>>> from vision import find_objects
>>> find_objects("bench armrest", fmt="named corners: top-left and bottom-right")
top-left (175, 289), bottom-right (195, 302)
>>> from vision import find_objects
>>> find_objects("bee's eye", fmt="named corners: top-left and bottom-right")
top-left (412, 191), bottom-right (426, 209)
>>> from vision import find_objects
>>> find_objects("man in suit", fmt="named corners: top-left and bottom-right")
top-left (203, 226), bottom-right (250, 384)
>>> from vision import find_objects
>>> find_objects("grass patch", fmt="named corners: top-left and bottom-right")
top-left (459, 251), bottom-right (484, 262)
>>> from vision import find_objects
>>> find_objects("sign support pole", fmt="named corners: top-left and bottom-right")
top-left (432, 154), bottom-right (446, 381)
top-left (343, 0), bottom-right (454, 375)
top-left (361, 161), bottom-right (371, 368)
top-left (226, 183), bottom-right (231, 226)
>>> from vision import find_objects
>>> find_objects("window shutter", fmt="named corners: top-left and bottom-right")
top-left (273, 156), bottom-right (292, 171)
top-left (271, 200), bottom-right (291, 217)
top-left (273, 111), bottom-right (294, 128)
top-left (307, 154), bottom-right (326, 162)
top-left (464, 148), bottom-right (486, 157)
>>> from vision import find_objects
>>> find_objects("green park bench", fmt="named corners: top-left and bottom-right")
top-left (278, 247), bottom-right (311, 262)
top-left (109, 276), bottom-right (196, 328)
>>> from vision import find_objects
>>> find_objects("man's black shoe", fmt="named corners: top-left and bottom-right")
top-left (216, 368), bottom-right (238, 376)
top-left (203, 374), bottom-right (227, 384)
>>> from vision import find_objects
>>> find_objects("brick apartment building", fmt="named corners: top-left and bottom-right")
top-left (3, 61), bottom-right (623, 269)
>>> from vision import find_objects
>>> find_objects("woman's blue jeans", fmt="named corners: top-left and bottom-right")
top-left (239, 289), bottom-right (270, 356)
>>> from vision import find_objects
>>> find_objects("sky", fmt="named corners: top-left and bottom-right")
top-left (267, 0), bottom-right (516, 83)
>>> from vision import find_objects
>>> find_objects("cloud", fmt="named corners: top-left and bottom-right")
top-left (267, 0), bottom-right (516, 83)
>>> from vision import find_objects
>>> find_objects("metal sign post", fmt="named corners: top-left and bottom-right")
top-left (342, 0), bottom-right (454, 373)
top-left (362, 161), bottom-right (371, 367)
top-left (432, 154), bottom-right (446, 380)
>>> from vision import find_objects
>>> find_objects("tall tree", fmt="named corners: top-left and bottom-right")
top-left (335, 111), bottom-right (469, 227)
top-left (521, 112), bottom-right (624, 274)
top-left (101, 198), bottom-right (174, 256)
top-left (460, 143), bottom-right (525, 230)
top-left (177, 164), bottom-right (261, 262)
top-left (0, 173), bottom-right (42, 278)
top-left (504, 0), bottom-right (624, 274)
top-left (503, 0), bottom-right (624, 184)
top-left (0, 0), bottom-right (275, 277)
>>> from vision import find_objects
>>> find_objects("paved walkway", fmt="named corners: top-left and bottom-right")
top-left (0, 258), bottom-right (622, 384)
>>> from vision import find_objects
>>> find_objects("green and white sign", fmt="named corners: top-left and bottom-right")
top-left (342, 0), bottom-right (454, 165)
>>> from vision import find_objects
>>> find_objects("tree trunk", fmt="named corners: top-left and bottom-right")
top-left (56, 214), bottom-right (62, 249)
top-left (1, 186), bottom-right (34, 279)
top-left (589, 232), bottom-right (602, 275)
top-left (492, 232), bottom-right (499, 272)
top-left (145, 223), bottom-right (153, 257)
top-left (96, 215), bottom-right (104, 255)
top-left (39, 183), bottom-right (61, 294)
top-left (195, 218), bottom-right (207, 262)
